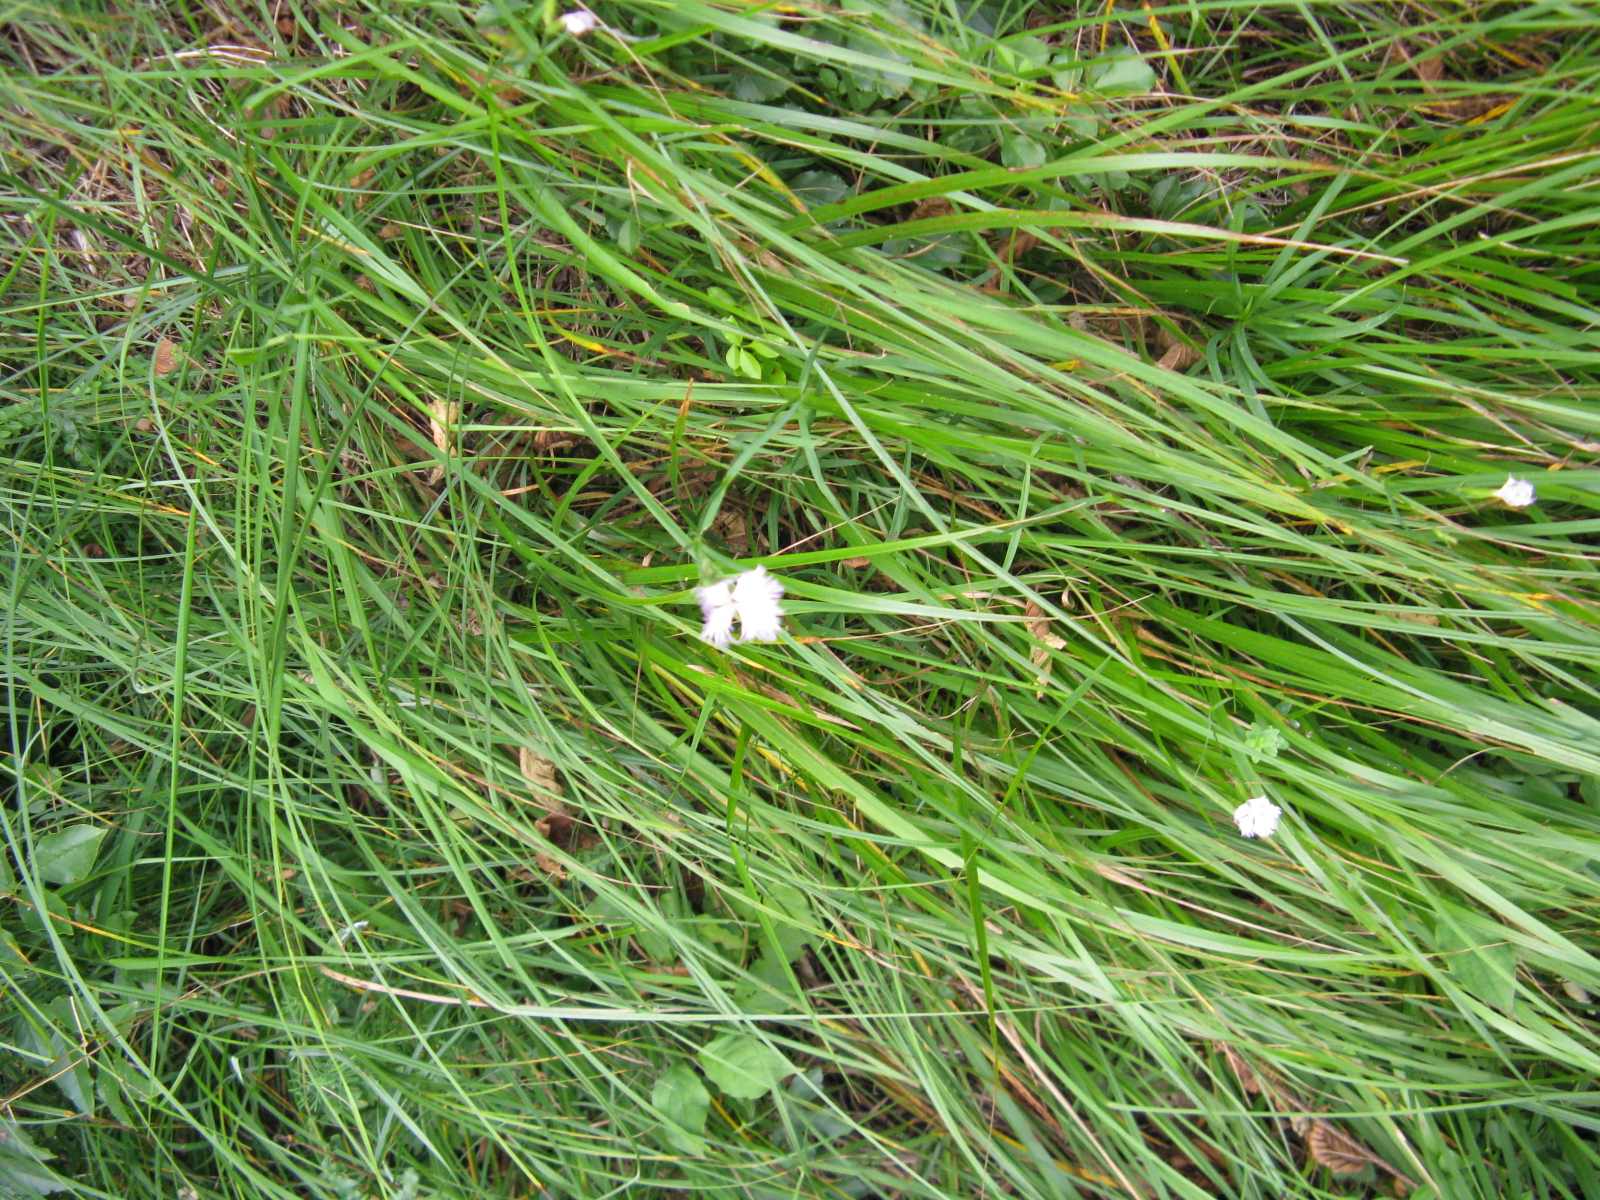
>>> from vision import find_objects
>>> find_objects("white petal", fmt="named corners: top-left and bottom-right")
top-left (558, 9), bottom-right (599, 35)
top-left (696, 579), bottom-right (733, 620)
top-left (732, 566), bottom-right (784, 642)
top-left (700, 604), bottom-right (736, 648)
top-left (736, 606), bottom-right (784, 643)
top-left (1232, 795), bottom-right (1282, 839)
top-left (732, 565), bottom-right (784, 608)
top-left (1494, 475), bottom-right (1536, 508)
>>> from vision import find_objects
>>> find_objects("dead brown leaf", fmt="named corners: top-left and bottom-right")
top-left (533, 849), bottom-right (566, 882)
top-left (518, 745), bottom-right (561, 796)
top-left (1205, 1039), bottom-right (1414, 1193)
top-left (1413, 53), bottom-right (1444, 84)
top-left (1157, 342), bottom-right (1200, 372)
top-left (1025, 599), bottom-right (1067, 697)
top-left (509, 745), bottom-right (570, 881)
top-left (531, 428), bottom-right (580, 453)
top-left (427, 396), bottom-right (458, 483)
top-left (350, 167), bottom-right (376, 209)
top-left (519, 744), bottom-right (575, 850)
top-left (379, 222), bottom-right (404, 239)
top-left (154, 337), bottom-right (178, 376)
top-left (1307, 1120), bottom-right (1384, 1177)
top-left (1388, 609), bottom-right (1440, 627)
top-left (536, 808), bottom-right (574, 846)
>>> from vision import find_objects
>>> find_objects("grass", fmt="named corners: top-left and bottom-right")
top-left (3, 1), bottom-right (1600, 1196)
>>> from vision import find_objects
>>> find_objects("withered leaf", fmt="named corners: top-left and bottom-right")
top-left (1307, 1120), bottom-right (1383, 1177)
top-left (518, 745), bottom-right (561, 797)
top-left (154, 337), bottom-right (179, 376)
top-left (535, 810), bottom-right (575, 848)
top-left (1024, 599), bottom-right (1067, 697)
top-left (520, 744), bottom-right (574, 848)
top-left (1157, 341), bottom-right (1200, 372)
top-left (515, 745), bottom-right (574, 875)
top-left (427, 396), bottom-right (458, 482)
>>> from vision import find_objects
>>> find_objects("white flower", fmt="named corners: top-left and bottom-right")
top-left (1495, 475), bottom-right (1536, 508)
top-left (696, 579), bottom-right (737, 648)
top-left (1232, 795), bottom-right (1282, 839)
top-left (696, 566), bottom-right (784, 648)
top-left (732, 565), bottom-right (784, 642)
top-left (557, 8), bottom-right (599, 35)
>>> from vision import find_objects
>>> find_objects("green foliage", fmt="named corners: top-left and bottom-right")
top-left (3, 1), bottom-right (1600, 1198)
top-left (28, 826), bottom-right (107, 888)
top-left (697, 1033), bottom-right (793, 1101)
top-left (0, 1120), bottom-right (71, 1196)
top-left (651, 1065), bottom-right (711, 1154)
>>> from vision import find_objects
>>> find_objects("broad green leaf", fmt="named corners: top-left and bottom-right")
top-left (735, 348), bottom-right (764, 379)
top-left (0, 1127), bottom-right (71, 1198)
top-left (996, 36), bottom-right (1051, 74)
top-left (736, 951), bottom-right (805, 1014)
top-left (1435, 906), bottom-right (1518, 1012)
top-left (612, 213), bottom-right (640, 255)
top-left (651, 1064), bottom-right (710, 1154)
top-left (697, 1032), bottom-right (791, 1099)
top-left (1088, 50), bottom-right (1157, 96)
top-left (765, 881), bottom-right (815, 962)
top-left (0, 930), bottom-right (24, 967)
top-left (637, 924), bottom-right (675, 961)
top-left (1000, 132), bottom-right (1046, 170)
top-left (733, 881), bottom-right (816, 963)
top-left (19, 1004), bottom-right (94, 1117)
top-left (1060, 105), bottom-right (1099, 139)
top-left (1050, 54), bottom-right (1084, 91)
top-left (731, 69), bottom-right (790, 103)
top-left (790, 169), bottom-right (850, 210)
top-left (32, 824), bottom-right (108, 887)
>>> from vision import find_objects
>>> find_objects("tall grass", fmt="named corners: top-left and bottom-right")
top-left (3, 2), bottom-right (1599, 1197)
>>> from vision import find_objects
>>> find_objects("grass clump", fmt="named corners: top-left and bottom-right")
top-left (3, 2), bottom-right (1600, 1197)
